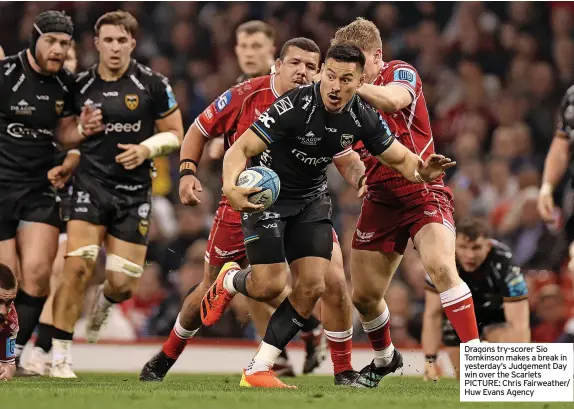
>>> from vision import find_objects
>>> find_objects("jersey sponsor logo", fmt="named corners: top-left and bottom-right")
top-left (12, 73), bottom-right (25, 92)
top-left (262, 223), bottom-right (278, 229)
top-left (138, 203), bottom-right (150, 219)
top-left (259, 211), bottom-right (280, 221)
top-left (298, 131), bottom-right (321, 146)
top-left (74, 207), bottom-right (88, 213)
top-left (291, 149), bottom-right (331, 166)
top-left (129, 75), bottom-right (145, 91)
top-left (349, 108), bottom-right (361, 128)
top-left (80, 77), bottom-right (95, 94)
top-left (340, 134), bottom-right (354, 148)
top-left (394, 68), bottom-right (416, 87)
top-left (6, 123), bottom-right (52, 139)
top-left (55, 100), bottom-right (64, 115)
top-left (424, 210), bottom-right (437, 217)
top-left (138, 219), bottom-right (149, 236)
top-left (105, 120), bottom-right (142, 134)
top-left (274, 96), bottom-right (293, 116)
top-left (103, 91), bottom-right (119, 97)
top-left (202, 107), bottom-right (214, 123)
top-left (11, 99), bottom-right (35, 115)
top-left (302, 95), bottom-right (312, 110)
top-left (258, 111), bottom-right (275, 129)
top-left (76, 191), bottom-right (91, 204)
top-left (215, 90), bottom-right (232, 113)
top-left (125, 94), bottom-right (139, 110)
top-left (115, 184), bottom-right (143, 191)
top-left (259, 149), bottom-right (273, 167)
top-left (4, 62), bottom-right (16, 76)
top-left (325, 126), bottom-right (337, 132)
top-left (166, 84), bottom-right (177, 109)
top-left (6, 335), bottom-right (16, 359)
top-left (36, 95), bottom-right (49, 100)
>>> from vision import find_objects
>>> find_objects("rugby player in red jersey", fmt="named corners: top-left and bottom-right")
top-left (330, 18), bottom-right (480, 387)
top-left (140, 38), bottom-right (362, 386)
top-left (0, 263), bottom-right (18, 381)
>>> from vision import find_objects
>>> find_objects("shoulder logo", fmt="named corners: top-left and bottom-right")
top-left (258, 111), bottom-right (275, 129)
top-left (274, 96), bottom-right (293, 116)
top-left (215, 90), bottom-right (232, 113)
top-left (55, 100), bottom-right (64, 115)
top-left (302, 95), bottom-right (312, 110)
top-left (393, 68), bottom-right (416, 87)
top-left (340, 134), bottom-right (354, 148)
top-left (125, 94), bottom-right (139, 110)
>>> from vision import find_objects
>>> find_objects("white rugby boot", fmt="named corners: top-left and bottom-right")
top-left (50, 339), bottom-right (77, 378)
top-left (21, 347), bottom-right (50, 376)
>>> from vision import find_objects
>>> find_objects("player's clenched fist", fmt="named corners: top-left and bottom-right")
top-left (179, 175), bottom-right (203, 206)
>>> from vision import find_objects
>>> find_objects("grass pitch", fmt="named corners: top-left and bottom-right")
top-left (3, 373), bottom-right (571, 409)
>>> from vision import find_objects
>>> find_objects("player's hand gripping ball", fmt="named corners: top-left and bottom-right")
top-left (235, 166), bottom-right (280, 212)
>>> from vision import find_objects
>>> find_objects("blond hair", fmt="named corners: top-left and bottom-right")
top-left (331, 18), bottom-right (382, 53)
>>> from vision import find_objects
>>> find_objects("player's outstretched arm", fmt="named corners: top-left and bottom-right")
top-left (538, 136), bottom-right (570, 222)
top-left (178, 123), bottom-right (208, 206)
top-left (422, 288), bottom-right (443, 382)
top-left (333, 150), bottom-right (366, 191)
top-left (376, 139), bottom-right (455, 183)
top-left (222, 129), bottom-right (268, 212)
top-left (357, 83), bottom-right (413, 113)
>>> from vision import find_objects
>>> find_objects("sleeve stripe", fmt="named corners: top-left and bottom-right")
top-left (333, 146), bottom-right (353, 158)
top-left (251, 123), bottom-right (273, 144)
top-left (388, 81), bottom-right (416, 98)
top-left (158, 104), bottom-right (179, 119)
top-left (503, 295), bottom-right (529, 302)
top-left (195, 118), bottom-right (213, 139)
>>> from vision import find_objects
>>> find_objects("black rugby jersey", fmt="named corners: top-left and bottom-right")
top-left (0, 51), bottom-right (74, 184)
top-left (249, 82), bottom-right (395, 200)
top-left (74, 60), bottom-right (178, 189)
top-left (426, 240), bottom-right (529, 325)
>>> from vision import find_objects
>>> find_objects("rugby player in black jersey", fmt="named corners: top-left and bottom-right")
top-left (0, 11), bottom-right (103, 373)
top-left (200, 44), bottom-right (454, 388)
top-left (17, 44), bottom-right (81, 376)
top-left (49, 11), bottom-right (183, 378)
top-left (422, 217), bottom-right (530, 380)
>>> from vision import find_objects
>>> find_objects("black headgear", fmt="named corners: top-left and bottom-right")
top-left (29, 11), bottom-right (74, 62)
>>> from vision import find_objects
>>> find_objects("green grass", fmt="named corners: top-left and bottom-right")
top-left (2, 373), bottom-right (571, 409)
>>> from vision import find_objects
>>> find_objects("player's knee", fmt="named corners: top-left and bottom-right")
top-left (250, 266), bottom-right (287, 301)
top-left (107, 276), bottom-right (138, 301)
top-left (105, 254), bottom-right (143, 301)
top-left (64, 245), bottom-right (100, 285)
top-left (425, 260), bottom-right (457, 289)
top-left (21, 261), bottom-right (52, 294)
top-left (295, 275), bottom-right (326, 303)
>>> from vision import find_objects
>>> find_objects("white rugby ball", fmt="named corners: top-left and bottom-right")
top-left (236, 166), bottom-right (280, 211)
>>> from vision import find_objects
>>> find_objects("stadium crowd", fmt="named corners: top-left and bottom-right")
top-left (1, 1), bottom-right (573, 346)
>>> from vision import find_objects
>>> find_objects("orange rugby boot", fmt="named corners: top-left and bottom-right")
top-left (200, 262), bottom-right (239, 326)
top-left (239, 369), bottom-right (297, 389)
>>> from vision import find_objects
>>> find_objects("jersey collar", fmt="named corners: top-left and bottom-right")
top-left (313, 81), bottom-right (356, 113)
top-left (93, 59), bottom-right (137, 82)
top-left (270, 74), bottom-right (281, 98)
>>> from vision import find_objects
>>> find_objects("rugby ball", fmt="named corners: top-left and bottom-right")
top-left (236, 166), bottom-right (280, 211)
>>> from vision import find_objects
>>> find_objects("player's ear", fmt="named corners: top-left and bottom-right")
top-left (358, 72), bottom-right (366, 88)
top-left (274, 58), bottom-right (281, 73)
top-left (94, 36), bottom-right (100, 52)
top-left (130, 38), bottom-right (136, 52)
top-left (374, 48), bottom-right (382, 64)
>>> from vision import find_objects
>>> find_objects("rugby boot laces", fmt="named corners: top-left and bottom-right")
top-left (139, 350), bottom-right (176, 382)
top-left (353, 349), bottom-right (404, 388)
top-left (240, 369), bottom-right (297, 389)
top-left (200, 262), bottom-right (239, 326)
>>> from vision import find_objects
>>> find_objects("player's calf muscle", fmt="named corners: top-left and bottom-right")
top-left (247, 264), bottom-right (287, 301)
top-left (104, 272), bottom-right (139, 302)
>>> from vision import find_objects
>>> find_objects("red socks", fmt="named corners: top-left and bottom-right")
top-left (440, 282), bottom-right (479, 342)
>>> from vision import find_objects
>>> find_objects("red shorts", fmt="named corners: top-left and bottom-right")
top-left (205, 204), bottom-right (340, 267)
top-left (352, 188), bottom-right (455, 255)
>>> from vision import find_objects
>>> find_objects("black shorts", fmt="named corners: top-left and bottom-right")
top-left (0, 182), bottom-right (60, 241)
top-left (70, 173), bottom-right (152, 245)
top-left (442, 314), bottom-right (505, 346)
top-left (241, 193), bottom-right (333, 265)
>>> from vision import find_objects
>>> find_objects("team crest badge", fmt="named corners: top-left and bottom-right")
top-left (125, 94), bottom-right (139, 110)
top-left (55, 100), bottom-right (64, 115)
top-left (138, 219), bottom-right (149, 236)
top-left (340, 134), bottom-right (354, 148)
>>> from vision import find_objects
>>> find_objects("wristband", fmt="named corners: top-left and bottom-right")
top-left (540, 182), bottom-right (554, 196)
top-left (67, 149), bottom-right (81, 157)
top-left (425, 355), bottom-right (437, 363)
top-left (357, 174), bottom-right (366, 190)
top-left (180, 159), bottom-right (197, 178)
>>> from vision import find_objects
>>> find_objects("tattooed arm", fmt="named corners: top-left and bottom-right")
top-left (333, 150), bottom-right (366, 190)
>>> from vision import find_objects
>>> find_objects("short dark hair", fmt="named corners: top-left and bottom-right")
top-left (456, 217), bottom-right (491, 241)
top-left (325, 44), bottom-right (365, 71)
top-left (0, 263), bottom-right (16, 291)
top-left (95, 11), bottom-right (139, 37)
top-left (236, 20), bottom-right (275, 42)
top-left (279, 37), bottom-right (320, 60)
